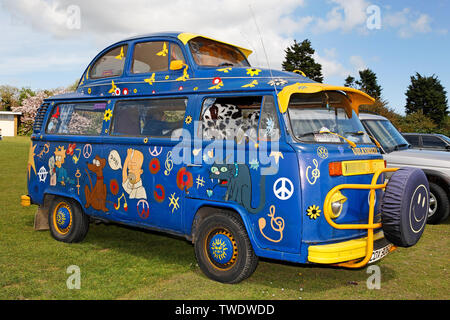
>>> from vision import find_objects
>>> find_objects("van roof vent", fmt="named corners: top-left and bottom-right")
top-left (33, 102), bottom-right (50, 134)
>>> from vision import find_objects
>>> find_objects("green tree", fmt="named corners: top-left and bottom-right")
top-left (344, 75), bottom-right (356, 88)
top-left (355, 69), bottom-right (382, 100)
top-left (282, 39), bottom-right (324, 83)
top-left (398, 110), bottom-right (438, 133)
top-left (405, 73), bottom-right (448, 126)
top-left (0, 85), bottom-right (19, 111)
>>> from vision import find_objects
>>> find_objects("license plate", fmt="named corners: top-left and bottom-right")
top-left (369, 244), bottom-right (392, 264)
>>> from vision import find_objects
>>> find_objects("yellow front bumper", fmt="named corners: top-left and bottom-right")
top-left (308, 231), bottom-right (385, 264)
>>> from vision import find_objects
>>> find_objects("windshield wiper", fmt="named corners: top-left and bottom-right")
top-left (299, 130), bottom-right (357, 148)
top-left (393, 143), bottom-right (408, 151)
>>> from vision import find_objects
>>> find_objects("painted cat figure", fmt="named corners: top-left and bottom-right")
top-left (209, 162), bottom-right (265, 214)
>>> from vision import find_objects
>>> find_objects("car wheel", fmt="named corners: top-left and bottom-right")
top-left (194, 211), bottom-right (258, 284)
top-left (380, 167), bottom-right (429, 247)
top-left (427, 182), bottom-right (450, 224)
top-left (48, 197), bottom-right (90, 243)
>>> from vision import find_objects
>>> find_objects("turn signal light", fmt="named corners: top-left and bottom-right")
top-left (329, 162), bottom-right (342, 176)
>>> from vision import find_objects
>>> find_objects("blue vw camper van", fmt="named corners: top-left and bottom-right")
top-left (22, 32), bottom-right (429, 283)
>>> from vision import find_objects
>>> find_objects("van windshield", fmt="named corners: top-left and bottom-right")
top-left (189, 37), bottom-right (250, 67)
top-left (287, 92), bottom-right (373, 145)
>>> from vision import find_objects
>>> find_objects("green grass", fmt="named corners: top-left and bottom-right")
top-left (0, 136), bottom-right (448, 300)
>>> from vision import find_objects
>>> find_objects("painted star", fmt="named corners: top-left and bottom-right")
top-left (28, 143), bottom-right (37, 179)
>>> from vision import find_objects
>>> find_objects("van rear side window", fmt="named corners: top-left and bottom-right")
top-left (46, 102), bottom-right (106, 135)
top-left (111, 98), bottom-right (187, 138)
top-left (199, 95), bottom-right (279, 142)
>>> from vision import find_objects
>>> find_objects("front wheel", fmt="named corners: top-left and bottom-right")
top-left (48, 197), bottom-right (90, 243)
top-left (194, 211), bottom-right (258, 284)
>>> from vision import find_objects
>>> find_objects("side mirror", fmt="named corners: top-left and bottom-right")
top-left (170, 60), bottom-right (184, 71)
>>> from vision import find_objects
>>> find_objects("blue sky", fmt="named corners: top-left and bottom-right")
top-left (1, 0), bottom-right (449, 115)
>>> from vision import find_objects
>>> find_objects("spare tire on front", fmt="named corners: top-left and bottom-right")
top-left (380, 167), bottom-right (429, 247)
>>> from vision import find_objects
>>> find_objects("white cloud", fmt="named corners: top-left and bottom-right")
top-left (314, 0), bottom-right (370, 33)
top-left (384, 8), bottom-right (433, 38)
top-left (0, 0), bottom-right (314, 70)
top-left (349, 55), bottom-right (367, 72)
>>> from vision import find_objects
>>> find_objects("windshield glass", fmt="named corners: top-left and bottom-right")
top-left (363, 120), bottom-right (409, 152)
top-left (189, 37), bottom-right (250, 67)
top-left (438, 134), bottom-right (450, 143)
top-left (287, 92), bottom-right (373, 145)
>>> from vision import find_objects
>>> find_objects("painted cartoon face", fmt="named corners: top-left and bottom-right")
top-left (54, 146), bottom-right (66, 168)
top-left (409, 184), bottom-right (428, 233)
top-left (210, 163), bottom-right (234, 185)
top-left (127, 150), bottom-right (144, 184)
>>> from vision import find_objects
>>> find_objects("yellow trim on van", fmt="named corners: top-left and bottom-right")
top-left (308, 231), bottom-right (385, 264)
top-left (277, 82), bottom-right (375, 114)
top-left (177, 33), bottom-right (253, 58)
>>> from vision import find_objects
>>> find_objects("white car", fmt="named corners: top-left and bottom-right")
top-left (360, 113), bottom-right (450, 224)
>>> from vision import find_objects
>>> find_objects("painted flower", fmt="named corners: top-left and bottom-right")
top-left (307, 205), bottom-right (321, 220)
top-left (103, 109), bottom-right (113, 122)
top-left (267, 78), bottom-right (288, 86)
top-left (247, 68), bottom-right (261, 77)
top-left (185, 116), bottom-right (193, 125)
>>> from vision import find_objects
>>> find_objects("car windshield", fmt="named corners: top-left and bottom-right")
top-left (363, 119), bottom-right (410, 152)
top-left (438, 134), bottom-right (450, 143)
top-left (188, 37), bottom-right (250, 67)
top-left (287, 92), bottom-right (373, 145)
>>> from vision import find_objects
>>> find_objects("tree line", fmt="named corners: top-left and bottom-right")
top-left (282, 39), bottom-right (449, 136)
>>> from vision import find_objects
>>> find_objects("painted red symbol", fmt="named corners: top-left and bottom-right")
top-left (52, 106), bottom-right (60, 119)
top-left (149, 158), bottom-right (161, 174)
top-left (66, 143), bottom-right (76, 156)
top-left (154, 184), bottom-right (165, 203)
top-left (212, 77), bottom-right (222, 85)
top-left (110, 179), bottom-right (119, 195)
top-left (137, 200), bottom-right (150, 219)
top-left (114, 88), bottom-right (121, 96)
top-left (176, 167), bottom-right (193, 192)
top-left (123, 88), bottom-right (129, 95)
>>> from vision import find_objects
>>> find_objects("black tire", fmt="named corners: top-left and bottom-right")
top-left (194, 211), bottom-right (258, 284)
top-left (48, 197), bottom-right (90, 243)
top-left (427, 182), bottom-right (450, 224)
top-left (380, 167), bottom-right (429, 247)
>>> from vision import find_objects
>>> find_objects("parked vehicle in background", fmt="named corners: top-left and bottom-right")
top-left (403, 133), bottom-right (450, 152)
top-left (360, 113), bottom-right (450, 224)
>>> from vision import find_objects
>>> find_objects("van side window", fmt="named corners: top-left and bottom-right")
top-left (111, 98), bottom-right (187, 138)
top-left (132, 41), bottom-right (185, 74)
top-left (199, 95), bottom-right (280, 142)
top-left (46, 102), bottom-right (106, 135)
top-left (90, 45), bottom-right (128, 79)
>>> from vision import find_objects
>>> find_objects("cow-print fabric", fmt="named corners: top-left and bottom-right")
top-left (201, 103), bottom-right (259, 141)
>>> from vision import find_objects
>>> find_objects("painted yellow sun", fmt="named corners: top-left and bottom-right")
top-left (307, 205), bottom-right (321, 220)
top-left (103, 109), bottom-right (113, 122)
top-left (185, 116), bottom-right (193, 125)
top-left (211, 238), bottom-right (228, 260)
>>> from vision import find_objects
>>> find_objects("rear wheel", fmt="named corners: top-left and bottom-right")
top-left (427, 182), bottom-right (449, 224)
top-left (48, 197), bottom-right (90, 243)
top-left (194, 211), bottom-right (258, 284)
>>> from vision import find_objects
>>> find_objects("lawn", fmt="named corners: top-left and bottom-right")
top-left (0, 136), bottom-right (448, 300)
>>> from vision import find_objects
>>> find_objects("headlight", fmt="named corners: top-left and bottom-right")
top-left (329, 191), bottom-right (347, 219)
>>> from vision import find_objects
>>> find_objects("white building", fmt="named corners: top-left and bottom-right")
top-left (0, 111), bottom-right (21, 137)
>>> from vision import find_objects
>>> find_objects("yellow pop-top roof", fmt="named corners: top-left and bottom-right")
top-left (277, 82), bottom-right (375, 114)
top-left (177, 32), bottom-right (253, 58)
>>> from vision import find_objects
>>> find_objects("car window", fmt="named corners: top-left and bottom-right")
top-left (90, 45), bottom-right (128, 79)
top-left (199, 95), bottom-right (279, 142)
top-left (422, 136), bottom-right (447, 148)
top-left (404, 135), bottom-right (420, 147)
top-left (111, 98), bottom-right (187, 138)
top-left (46, 102), bottom-right (106, 135)
top-left (132, 41), bottom-right (185, 74)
